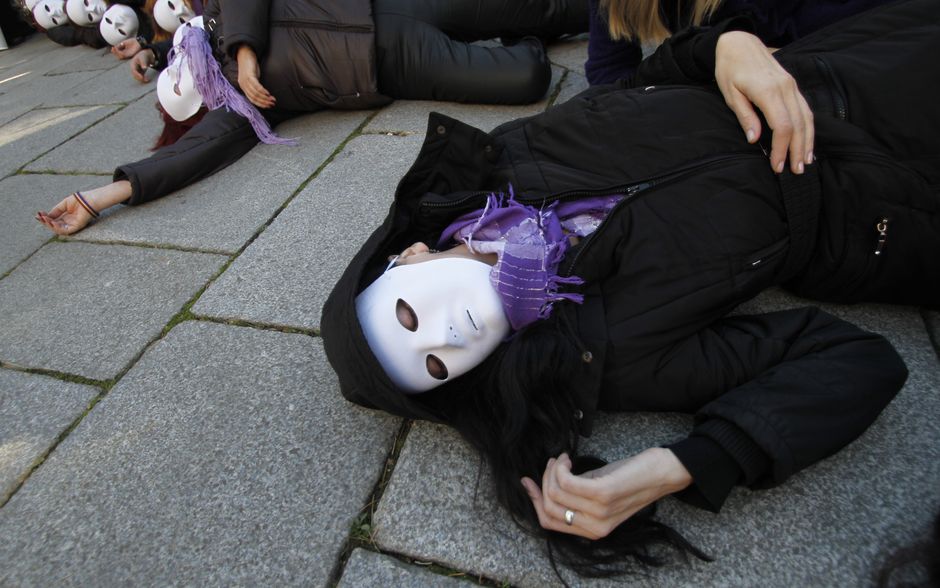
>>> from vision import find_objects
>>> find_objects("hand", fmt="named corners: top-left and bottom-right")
top-left (111, 38), bottom-right (142, 60)
top-left (521, 449), bottom-right (692, 540)
top-left (236, 44), bottom-right (276, 109)
top-left (715, 31), bottom-right (815, 174)
top-left (36, 195), bottom-right (94, 235)
top-left (130, 49), bottom-right (156, 83)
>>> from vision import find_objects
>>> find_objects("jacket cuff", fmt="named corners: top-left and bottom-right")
top-left (693, 418), bottom-right (771, 485)
top-left (666, 435), bottom-right (741, 512)
top-left (150, 40), bottom-right (173, 70)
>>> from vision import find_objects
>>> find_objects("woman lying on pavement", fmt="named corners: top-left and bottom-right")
top-left (320, 0), bottom-right (938, 576)
top-left (36, 0), bottom-right (588, 235)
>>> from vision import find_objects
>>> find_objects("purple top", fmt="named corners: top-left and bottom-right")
top-left (439, 190), bottom-right (623, 330)
top-left (586, 0), bottom-right (893, 86)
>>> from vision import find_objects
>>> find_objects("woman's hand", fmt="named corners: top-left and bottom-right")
top-left (715, 31), bottom-right (814, 175)
top-left (130, 48), bottom-right (156, 82)
top-left (236, 44), bottom-right (276, 109)
top-left (36, 195), bottom-right (94, 236)
top-left (111, 38), bottom-right (142, 60)
top-left (521, 449), bottom-right (692, 539)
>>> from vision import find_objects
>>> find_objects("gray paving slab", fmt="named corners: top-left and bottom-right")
top-left (27, 93), bottom-right (160, 174)
top-left (337, 549), bottom-right (470, 588)
top-left (547, 36), bottom-right (588, 74)
top-left (374, 291), bottom-right (940, 587)
top-left (0, 369), bottom-right (98, 503)
top-left (0, 241), bottom-right (227, 379)
top-left (0, 173), bottom-right (105, 275)
top-left (0, 322), bottom-right (401, 587)
top-left (0, 104), bottom-right (118, 178)
top-left (0, 35), bottom-right (100, 87)
top-left (0, 71), bottom-right (97, 124)
top-left (924, 309), bottom-right (939, 358)
top-left (45, 45), bottom-right (119, 74)
top-left (193, 133), bottom-right (423, 329)
top-left (553, 70), bottom-right (589, 106)
top-left (365, 66), bottom-right (562, 134)
top-left (72, 109), bottom-right (369, 253)
top-left (42, 60), bottom-right (154, 107)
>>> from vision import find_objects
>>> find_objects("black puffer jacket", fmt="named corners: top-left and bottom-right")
top-left (324, 1), bottom-right (937, 502)
top-left (195, 0), bottom-right (391, 111)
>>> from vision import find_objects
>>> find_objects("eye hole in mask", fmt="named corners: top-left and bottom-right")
top-left (167, 0), bottom-right (175, 8)
top-left (118, 28), bottom-right (125, 35)
top-left (426, 354), bottom-right (447, 380)
top-left (396, 299), bottom-right (417, 331)
top-left (104, 16), bottom-right (111, 23)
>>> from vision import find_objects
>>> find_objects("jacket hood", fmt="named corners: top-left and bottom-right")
top-left (321, 113), bottom-right (504, 423)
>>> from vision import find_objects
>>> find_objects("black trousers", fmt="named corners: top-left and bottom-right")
top-left (374, 0), bottom-right (588, 104)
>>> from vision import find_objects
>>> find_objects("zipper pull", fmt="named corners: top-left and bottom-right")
top-left (874, 218), bottom-right (888, 255)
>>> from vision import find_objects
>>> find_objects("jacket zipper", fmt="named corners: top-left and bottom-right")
top-left (268, 19), bottom-right (372, 33)
top-left (814, 57), bottom-right (847, 121)
top-left (553, 153), bottom-right (763, 276)
top-left (874, 218), bottom-right (889, 255)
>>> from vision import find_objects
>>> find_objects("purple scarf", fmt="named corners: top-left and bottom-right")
top-left (173, 27), bottom-right (295, 146)
top-left (440, 189), bottom-right (623, 330)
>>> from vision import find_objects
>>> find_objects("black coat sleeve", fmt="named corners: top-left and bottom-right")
top-left (45, 24), bottom-right (109, 48)
top-left (219, 0), bottom-right (271, 58)
top-left (114, 107), bottom-right (296, 204)
top-left (623, 307), bottom-right (907, 508)
top-left (631, 17), bottom-right (754, 87)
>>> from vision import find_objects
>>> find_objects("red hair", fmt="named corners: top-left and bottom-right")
top-left (152, 102), bottom-right (208, 150)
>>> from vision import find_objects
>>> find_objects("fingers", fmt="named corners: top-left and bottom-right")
top-left (241, 76), bottom-right (276, 109)
top-left (521, 476), bottom-right (601, 539)
top-left (725, 85), bottom-right (762, 144)
top-left (131, 59), bottom-right (148, 83)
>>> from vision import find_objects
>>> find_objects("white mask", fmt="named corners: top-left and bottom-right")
top-left (357, 258), bottom-right (510, 393)
top-left (99, 4), bottom-right (139, 45)
top-left (172, 15), bottom-right (204, 47)
top-left (153, 0), bottom-right (195, 33)
top-left (65, 0), bottom-right (106, 27)
top-left (33, 0), bottom-right (67, 29)
top-left (157, 54), bottom-right (202, 121)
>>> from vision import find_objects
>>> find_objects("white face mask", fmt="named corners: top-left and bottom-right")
top-left (172, 15), bottom-right (204, 47)
top-left (357, 257), bottom-right (510, 393)
top-left (33, 0), bottom-right (67, 29)
top-left (99, 5), bottom-right (139, 45)
top-left (157, 54), bottom-right (202, 122)
top-left (65, 0), bottom-right (106, 27)
top-left (153, 0), bottom-right (195, 33)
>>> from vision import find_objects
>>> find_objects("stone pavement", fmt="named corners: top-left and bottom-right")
top-left (1, 34), bottom-right (937, 588)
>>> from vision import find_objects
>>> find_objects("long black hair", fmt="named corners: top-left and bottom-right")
top-left (418, 314), bottom-right (710, 580)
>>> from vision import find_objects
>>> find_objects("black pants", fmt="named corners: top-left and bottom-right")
top-left (374, 0), bottom-right (588, 104)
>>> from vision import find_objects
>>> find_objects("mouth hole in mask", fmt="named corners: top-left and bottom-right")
top-left (173, 82), bottom-right (182, 96)
top-left (426, 354), bottom-right (447, 380)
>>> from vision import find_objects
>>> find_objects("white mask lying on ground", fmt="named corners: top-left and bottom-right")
top-left (65, 0), bottom-right (106, 27)
top-left (157, 53), bottom-right (202, 121)
top-left (172, 15), bottom-right (204, 47)
top-left (357, 257), bottom-right (510, 393)
top-left (32, 0), bottom-right (67, 29)
top-left (153, 0), bottom-right (195, 33)
top-left (99, 4), bottom-right (139, 45)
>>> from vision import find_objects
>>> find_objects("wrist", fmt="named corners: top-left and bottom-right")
top-left (655, 448), bottom-right (693, 493)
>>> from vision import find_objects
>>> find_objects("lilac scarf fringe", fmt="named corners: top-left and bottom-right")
top-left (174, 28), bottom-right (295, 146)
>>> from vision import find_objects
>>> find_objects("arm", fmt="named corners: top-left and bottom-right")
top-left (524, 307), bottom-right (907, 539)
top-left (45, 24), bottom-right (109, 49)
top-left (636, 22), bottom-right (814, 174)
top-left (219, 0), bottom-right (271, 59)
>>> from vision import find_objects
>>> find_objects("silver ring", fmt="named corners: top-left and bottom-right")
top-left (564, 509), bottom-right (575, 526)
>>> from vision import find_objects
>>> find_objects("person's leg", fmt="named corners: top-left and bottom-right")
top-left (375, 0), bottom-right (586, 103)
top-left (388, 0), bottom-right (588, 42)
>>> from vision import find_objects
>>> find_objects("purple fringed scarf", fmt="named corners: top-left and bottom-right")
top-left (173, 27), bottom-right (295, 146)
top-left (439, 188), bottom-right (624, 330)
